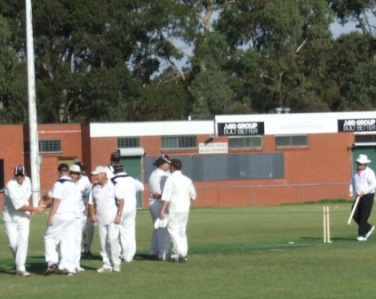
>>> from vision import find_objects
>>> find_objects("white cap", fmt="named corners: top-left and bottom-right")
top-left (91, 166), bottom-right (108, 175)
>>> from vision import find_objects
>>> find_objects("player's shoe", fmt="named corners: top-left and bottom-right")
top-left (17, 270), bottom-right (31, 277)
top-left (97, 265), bottom-right (112, 273)
top-left (113, 264), bottom-right (121, 272)
top-left (45, 264), bottom-right (57, 276)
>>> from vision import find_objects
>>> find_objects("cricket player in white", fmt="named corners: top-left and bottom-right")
top-left (160, 159), bottom-right (196, 262)
top-left (111, 163), bottom-right (144, 262)
top-left (69, 164), bottom-right (89, 272)
top-left (44, 163), bottom-right (80, 276)
top-left (148, 155), bottom-right (170, 260)
top-left (89, 165), bottom-right (123, 272)
top-left (74, 161), bottom-right (94, 259)
top-left (3, 165), bottom-right (45, 276)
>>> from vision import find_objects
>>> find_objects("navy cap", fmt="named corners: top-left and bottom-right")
top-left (58, 163), bottom-right (69, 171)
top-left (14, 165), bottom-right (25, 176)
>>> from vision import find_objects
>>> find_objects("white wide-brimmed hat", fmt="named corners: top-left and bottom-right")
top-left (154, 217), bottom-right (169, 229)
top-left (69, 164), bottom-right (81, 173)
top-left (356, 154), bottom-right (371, 164)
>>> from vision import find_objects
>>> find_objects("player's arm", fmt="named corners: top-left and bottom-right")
top-left (159, 200), bottom-right (169, 220)
top-left (18, 203), bottom-right (45, 213)
top-left (115, 199), bottom-right (124, 224)
top-left (88, 203), bottom-right (97, 223)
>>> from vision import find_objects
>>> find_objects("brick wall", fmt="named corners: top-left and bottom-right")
top-left (0, 123), bottom-right (355, 209)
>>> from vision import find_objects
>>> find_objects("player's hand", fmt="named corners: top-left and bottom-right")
top-left (114, 214), bottom-right (121, 224)
top-left (90, 215), bottom-right (97, 224)
top-left (35, 206), bottom-right (45, 213)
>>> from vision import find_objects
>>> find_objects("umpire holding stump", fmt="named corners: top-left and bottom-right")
top-left (349, 154), bottom-right (376, 241)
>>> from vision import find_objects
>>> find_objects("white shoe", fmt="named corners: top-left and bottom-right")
top-left (366, 226), bottom-right (375, 239)
top-left (76, 266), bottom-right (85, 272)
top-left (97, 266), bottom-right (112, 273)
top-left (170, 254), bottom-right (179, 262)
top-left (113, 264), bottom-right (121, 272)
top-left (357, 236), bottom-right (367, 241)
top-left (17, 270), bottom-right (31, 277)
top-left (158, 253), bottom-right (167, 261)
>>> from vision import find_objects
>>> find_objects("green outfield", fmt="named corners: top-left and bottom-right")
top-left (0, 202), bottom-right (375, 299)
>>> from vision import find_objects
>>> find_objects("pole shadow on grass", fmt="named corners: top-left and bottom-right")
top-left (0, 258), bottom-right (46, 276)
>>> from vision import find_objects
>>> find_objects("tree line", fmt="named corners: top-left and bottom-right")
top-left (0, 0), bottom-right (375, 124)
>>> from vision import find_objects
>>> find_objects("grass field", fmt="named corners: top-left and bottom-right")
top-left (0, 202), bottom-right (375, 299)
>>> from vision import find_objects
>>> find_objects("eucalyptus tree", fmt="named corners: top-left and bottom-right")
top-left (0, 13), bottom-right (28, 124)
top-left (217, 0), bottom-right (334, 113)
top-left (329, 0), bottom-right (376, 37)
top-left (0, 0), bottom-right (201, 123)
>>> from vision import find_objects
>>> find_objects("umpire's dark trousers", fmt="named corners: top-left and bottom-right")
top-left (353, 193), bottom-right (375, 237)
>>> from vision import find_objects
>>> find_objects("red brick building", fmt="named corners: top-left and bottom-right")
top-left (0, 111), bottom-right (375, 208)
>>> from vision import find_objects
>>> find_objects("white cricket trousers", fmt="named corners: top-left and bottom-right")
top-left (168, 211), bottom-right (189, 257)
top-left (74, 214), bottom-right (86, 268)
top-left (120, 209), bottom-right (137, 261)
top-left (3, 214), bottom-right (30, 272)
top-left (149, 201), bottom-right (169, 258)
top-left (98, 222), bottom-right (121, 267)
top-left (44, 213), bottom-right (76, 273)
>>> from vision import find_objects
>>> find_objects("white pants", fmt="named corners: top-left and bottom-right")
top-left (44, 213), bottom-right (76, 273)
top-left (120, 209), bottom-right (137, 261)
top-left (98, 222), bottom-right (121, 267)
top-left (149, 201), bottom-right (169, 258)
top-left (3, 214), bottom-right (30, 272)
top-left (74, 214), bottom-right (86, 267)
top-left (168, 211), bottom-right (189, 257)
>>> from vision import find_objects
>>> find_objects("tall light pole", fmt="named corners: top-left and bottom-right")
top-left (25, 0), bottom-right (41, 206)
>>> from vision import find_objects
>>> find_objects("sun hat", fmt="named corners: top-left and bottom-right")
top-left (74, 161), bottom-right (86, 171)
top-left (91, 165), bottom-right (108, 175)
top-left (356, 154), bottom-right (371, 164)
top-left (69, 164), bottom-right (82, 173)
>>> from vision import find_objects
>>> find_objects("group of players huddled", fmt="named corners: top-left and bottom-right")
top-left (3, 149), bottom-right (196, 276)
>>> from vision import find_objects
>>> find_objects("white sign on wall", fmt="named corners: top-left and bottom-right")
top-left (199, 142), bottom-right (228, 154)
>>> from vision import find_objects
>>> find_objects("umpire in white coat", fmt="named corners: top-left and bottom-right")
top-left (160, 159), bottom-right (196, 262)
top-left (3, 165), bottom-right (45, 276)
top-left (349, 154), bottom-right (376, 241)
top-left (111, 163), bottom-right (144, 262)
